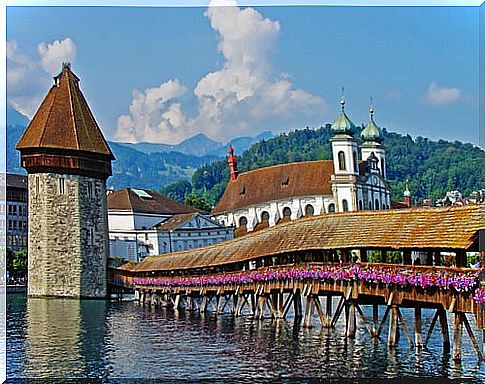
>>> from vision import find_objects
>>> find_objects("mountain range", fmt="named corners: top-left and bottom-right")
top-left (6, 106), bottom-right (272, 190)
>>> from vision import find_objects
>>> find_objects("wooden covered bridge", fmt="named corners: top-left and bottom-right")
top-left (109, 204), bottom-right (484, 362)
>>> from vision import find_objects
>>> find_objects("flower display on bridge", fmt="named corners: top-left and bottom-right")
top-left (472, 286), bottom-right (485, 303)
top-left (133, 264), bottom-right (481, 297)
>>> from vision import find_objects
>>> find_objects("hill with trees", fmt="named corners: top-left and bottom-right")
top-left (162, 125), bottom-right (483, 209)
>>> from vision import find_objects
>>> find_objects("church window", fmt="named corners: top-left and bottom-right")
top-left (328, 203), bottom-right (335, 213)
top-left (369, 200), bottom-right (373, 210)
top-left (342, 199), bottom-right (349, 212)
top-left (381, 158), bottom-right (385, 178)
top-left (239, 216), bottom-right (248, 227)
top-left (353, 151), bottom-right (358, 173)
top-left (338, 151), bottom-right (346, 171)
top-left (375, 199), bottom-right (380, 210)
top-left (358, 200), bottom-right (363, 211)
top-left (261, 211), bottom-right (270, 222)
top-left (59, 178), bottom-right (65, 195)
top-left (305, 204), bottom-right (314, 216)
top-left (283, 207), bottom-right (292, 217)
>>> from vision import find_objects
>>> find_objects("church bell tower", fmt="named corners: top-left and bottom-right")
top-left (16, 63), bottom-right (115, 298)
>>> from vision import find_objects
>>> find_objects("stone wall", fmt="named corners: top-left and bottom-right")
top-left (28, 173), bottom-right (108, 298)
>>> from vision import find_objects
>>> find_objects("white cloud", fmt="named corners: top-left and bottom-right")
top-left (115, 0), bottom-right (327, 144)
top-left (423, 82), bottom-right (461, 107)
top-left (37, 38), bottom-right (76, 75)
top-left (7, 38), bottom-right (77, 117)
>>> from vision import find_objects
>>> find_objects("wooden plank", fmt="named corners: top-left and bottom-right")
top-left (424, 308), bottom-right (439, 347)
top-left (415, 307), bottom-right (423, 348)
top-left (388, 305), bottom-right (400, 347)
top-left (452, 312), bottom-right (464, 361)
top-left (346, 300), bottom-right (356, 338)
top-left (462, 313), bottom-right (484, 361)
top-left (377, 305), bottom-right (391, 338)
top-left (314, 297), bottom-right (326, 326)
top-left (438, 307), bottom-right (451, 351)
top-left (397, 307), bottom-right (414, 348)
top-left (331, 296), bottom-right (345, 328)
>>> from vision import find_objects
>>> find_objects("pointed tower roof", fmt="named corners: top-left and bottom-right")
top-left (331, 97), bottom-right (356, 136)
top-left (17, 63), bottom-right (114, 159)
top-left (17, 63), bottom-right (114, 180)
top-left (361, 102), bottom-right (383, 144)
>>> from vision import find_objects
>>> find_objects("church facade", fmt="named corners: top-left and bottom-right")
top-left (212, 99), bottom-right (391, 234)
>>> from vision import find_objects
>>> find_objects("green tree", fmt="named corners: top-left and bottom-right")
top-left (161, 179), bottom-right (192, 203)
top-left (185, 193), bottom-right (211, 212)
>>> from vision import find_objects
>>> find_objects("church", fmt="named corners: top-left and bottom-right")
top-left (212, 98), bottom-right (392, 234)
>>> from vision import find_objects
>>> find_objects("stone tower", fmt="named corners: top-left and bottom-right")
top-left (16, 63), bottom-right (115, 298)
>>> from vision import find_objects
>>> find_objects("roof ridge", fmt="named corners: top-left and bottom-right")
top-left (66, 70), bottom-right (81, 151)
top-left (238, 159), bottom-right (332, 177)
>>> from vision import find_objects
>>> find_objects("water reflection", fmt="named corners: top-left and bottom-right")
top-left (6, 294), bottom-right (485, 380)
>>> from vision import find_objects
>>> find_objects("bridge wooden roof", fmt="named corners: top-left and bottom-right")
top-left (132, 204), bottom-right (484, 272)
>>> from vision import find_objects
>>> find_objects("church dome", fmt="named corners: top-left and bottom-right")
top-left (331, 99), bottom-right (356, 135)
top-left (361, 108), bottom-right (383, 143)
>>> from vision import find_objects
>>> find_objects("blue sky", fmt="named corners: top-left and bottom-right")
top-left (6, 2), bottom-right (480, 145)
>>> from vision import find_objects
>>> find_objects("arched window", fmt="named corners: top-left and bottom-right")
top-left (358, 200), bottom-right (363, 211)
top-left (239, 216), bottom-right (248, 227)
top-left (353, 151), bottom-right (358, 173)
top-left (338, 151), bottom-right (346, 171)
top-left (283, 207), bottom-right (292, 217)
top-left (381, 158), bottom-right (385, 178)
top-left (305, 204), bottom-right (314, 216)
top-left (342, 199), bottom-right (349, 212)
top-left (369, 200), bottom-right (373, 210)
top-left (328, 203), bottom-right (335, 213)
top-left (375, 199), bottom-right (380, 210)
top-left (261, 211), bottom-right (270, 222)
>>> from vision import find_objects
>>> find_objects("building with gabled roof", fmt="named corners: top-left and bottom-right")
top-left (108, 188), bottom-right (232, 261)
top-left (212, 97), bottom-right (392, 235)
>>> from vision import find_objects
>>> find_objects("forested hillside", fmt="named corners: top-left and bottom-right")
top-left (162, 125), bottom-right (483, 208)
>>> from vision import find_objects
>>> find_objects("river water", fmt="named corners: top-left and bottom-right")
top-left (6, 293), bottom-right (485, 381)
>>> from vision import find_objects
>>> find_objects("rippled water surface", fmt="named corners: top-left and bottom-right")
top-left (7, 294), bottom-right (485, 381)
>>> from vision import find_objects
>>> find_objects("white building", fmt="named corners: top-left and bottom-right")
top-left (108, 188), bottom-right (233, 261)
top-left (212, 99), bottom-right (392, 234)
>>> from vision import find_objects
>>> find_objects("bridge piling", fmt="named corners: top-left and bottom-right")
top-left (415, 308), bottom-right (423, 348)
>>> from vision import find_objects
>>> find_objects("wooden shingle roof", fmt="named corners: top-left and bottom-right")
top-left (212, 160), bottom-right (334, 214)
top-left (132, 204), bottom-right (484, 272)
top-left (16, 64), bottom-right (114, 159)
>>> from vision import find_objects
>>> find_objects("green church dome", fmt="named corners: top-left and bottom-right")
top-left (331, 99), bottom-right (356, 135)
top-left (361, 108), bottom-right (383, 143)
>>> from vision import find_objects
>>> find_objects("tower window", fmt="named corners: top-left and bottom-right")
top-left (375, 199), bottom-right (380, 210)
top-left (88, 181), bottom-right (95, 198)
top-left (381, 158), bottom-right (385, 178)
top-left (59, 178), bottom-right (65, 195)
top-left (283, 207), bottom-right (292, 217)
top-left (328, 203), bottom-right (336, 213)
top-left (358, 200), bottom-right (363, 211)
top-left (305, 204), bottom-right (314, 216)
top-left (342, 199), bottom-right (349, 212)
top-left (353, 151), bottom-right (358, 173)
top-left (338, 151), bottom-right (346, 171)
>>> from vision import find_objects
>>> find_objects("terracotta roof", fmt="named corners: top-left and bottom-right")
top-left (107, 188), bottom-right (198, 215)
top-left (6, 173), bottom-right (28, 189)
top-left (131, 204), bottom-right (483, 273)
top-left (16, 64), bottom-right (114, 159)
top-left (212, 160), bottom-right (334, 214)
top-left (154, 213), bottom-right (199, 231)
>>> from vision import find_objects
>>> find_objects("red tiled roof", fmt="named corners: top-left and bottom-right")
top-left (16, 64), bottom-right (114, 159)
top-left (107, 188), bottom-right (198, 215)
top-left (212, 160), bottom-right (334, 214)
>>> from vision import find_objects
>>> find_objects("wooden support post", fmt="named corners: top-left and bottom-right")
top-left (388, 305), bottom-right (400, 347)
top-left (331, 296), bottom-right (346, 328)
top-left (278, 292), bottom-right (284, 318)
top-left (426, 251), bottom-right (433, 266)
top-left (174, 294), bottom-right (181, 310)
top-left (453, 312), bottom-right (464, 362)
top-left (403, 250), bottom-right (412, 265)
top-left (424, 308), bottom-right (439, 347)
top-left (200, 294), bottom-right (208, 313)
top-left (415, 307), bottom-right (422, 348)
top-left (462, 313), bottom-right (484, 361)
top-left (433, 251), bottom-right (441, 266)
top-left (325, 295), bottom-right (333, 327)
top-left (314, 297), bottom-right (325, 327)
top-left (397, 307), bottom-right (414, 348)
top-left (456, 250), bottom-right (466, 268)
top-left (372, 304), bottom-right (379, 337)
top-left (346, 300), bottom-right (356, 338)
top-left (355, 303), bottom-right (373, 336)
top-left (303, 295), bottom-right (315, 328)
top-left (360, 249), bottom-right (368, 263)
top-left (293, 289), bottom-right (303, 320)
top-left (438, 307), bottom-right (451, 351)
